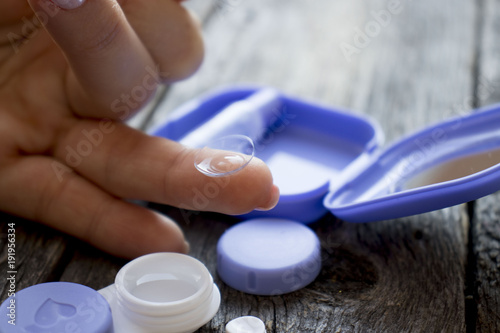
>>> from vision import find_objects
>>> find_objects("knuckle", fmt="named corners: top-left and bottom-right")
top-left (75, 18), bottom-right (123, 58)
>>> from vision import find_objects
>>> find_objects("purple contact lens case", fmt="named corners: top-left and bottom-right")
top-left (216, 218), bottom-right (321, 295)
top-left (0, 282), bottom-right (113, 333)
top-left (152, 86), bottom-right (500, 223)
top-left (147, 86), bottom-right (500, 297)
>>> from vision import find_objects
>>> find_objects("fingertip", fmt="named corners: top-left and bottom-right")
top-left (242, 157), bottom-right (279, 211)
top-left (212, 156), bottom-right (277, 215)
top-left (255, 184), bottom-right (280, 211)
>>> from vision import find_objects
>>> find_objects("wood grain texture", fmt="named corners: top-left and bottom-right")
top-left (0, 213), bottom-right (70, 301)
top-left (150, 0), bottom-right (476, 142)
top-left (58, 241), bottom-right (126, 291)
top-left (474, 195), bottom-right (500, 333)
top-left (478, 0), bottom-right (500, 107)
top-left (472, 0), bottom-right (500, 330)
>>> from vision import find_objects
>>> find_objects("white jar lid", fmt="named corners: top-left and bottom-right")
top-left (226, 316), bottom-right (266, 333)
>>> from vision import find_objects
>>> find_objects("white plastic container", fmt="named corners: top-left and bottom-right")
top-left (99, 253), bottom-right (221, 333)
top-left (226, 316), bottom-right (267, 333)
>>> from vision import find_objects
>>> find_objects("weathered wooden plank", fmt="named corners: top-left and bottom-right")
top-left (472, 0), bottom-right (500, 330)
top-left (150, 0), bottom-right (475, 141)
top-left (474, 195), bottom-right (500, 333)
top-left (0, 213), bottom-right (70, 303)
top-left (58, 241), bottom-right (126, 291)
top-left (477, 0), bottom-right (500, 107)
top-left (145, 0), bottom-right (476, 331)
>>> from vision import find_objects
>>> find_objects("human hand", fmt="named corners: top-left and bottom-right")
top-left (0, 0), bottom-right (279, 259)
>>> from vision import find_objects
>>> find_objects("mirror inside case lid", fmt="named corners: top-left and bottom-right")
top-left (324, 103), bottom-right (500, 222)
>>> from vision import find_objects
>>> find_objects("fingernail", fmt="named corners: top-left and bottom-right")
top-left (255, 185), bottom-right (280, 211)
top-left (51, 0), bottom-right (85, 10)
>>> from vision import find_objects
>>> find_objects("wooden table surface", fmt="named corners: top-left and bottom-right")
top-left (2, 0), bottom-right (500, 332)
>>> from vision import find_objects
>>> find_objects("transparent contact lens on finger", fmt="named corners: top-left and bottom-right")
top-left (194, 135), bottom-right (255, 177)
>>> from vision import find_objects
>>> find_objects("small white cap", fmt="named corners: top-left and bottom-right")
top-left (225, 316), bottom-right (266, 333)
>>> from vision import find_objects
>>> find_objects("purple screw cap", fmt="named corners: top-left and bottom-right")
top-left (0, 282), bottom-right (113, 333)
top-left (217, 218), bottom-right (322, 295)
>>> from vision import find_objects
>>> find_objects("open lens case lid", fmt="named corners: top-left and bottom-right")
top-left (151, 85), bottom-right (500, 223)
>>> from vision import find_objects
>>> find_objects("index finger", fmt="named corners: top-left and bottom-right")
top-left (53, 120), bottom-right (280, 215)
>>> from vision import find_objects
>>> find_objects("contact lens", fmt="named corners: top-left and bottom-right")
top-left (194, 135), bottom-right (255, 177)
